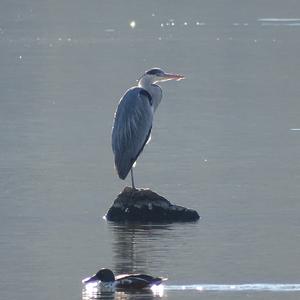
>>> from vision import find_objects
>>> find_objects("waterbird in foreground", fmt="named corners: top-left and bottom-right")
top-left (82, 268), bottom-right (166, 290)
top-left (112, 68), bottom-right (185, 189)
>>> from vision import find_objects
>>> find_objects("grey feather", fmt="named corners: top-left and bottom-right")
top-left (112, 87), bottom-right (153, 179)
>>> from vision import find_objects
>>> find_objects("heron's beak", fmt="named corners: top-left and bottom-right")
top-left (82, 274), bottom-right (98, 284)
top-left (162, 73), bottom-right (185, 82)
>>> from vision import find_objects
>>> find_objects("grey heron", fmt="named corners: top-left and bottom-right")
top-left (112, 68), bottom-right (185, 189)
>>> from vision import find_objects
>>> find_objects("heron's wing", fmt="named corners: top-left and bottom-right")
top-left (112, 87), bottom-right (153, 180)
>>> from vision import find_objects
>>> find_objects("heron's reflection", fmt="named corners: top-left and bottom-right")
top-left (108, 223), bottom-right (172, 275)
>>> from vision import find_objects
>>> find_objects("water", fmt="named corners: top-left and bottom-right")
top-left (1, 0), bottom-right (300, 299)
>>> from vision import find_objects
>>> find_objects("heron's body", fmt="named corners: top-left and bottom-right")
top-left (111, 68), bottom-right (184, 188)
top-left (112, 87), bottom-right (154, 180)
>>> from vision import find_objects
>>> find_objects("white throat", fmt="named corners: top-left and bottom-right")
top-left (138, 76), bottom-right (162, 112)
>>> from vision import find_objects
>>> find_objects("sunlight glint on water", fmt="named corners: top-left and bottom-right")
top-left (1, 1), bottom-right (300, 300)
top-left (165, 283), bottom-right (300, 292)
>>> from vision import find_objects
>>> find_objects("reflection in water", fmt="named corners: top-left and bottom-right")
top-left (82, 223), bottom-right (171, 299)
top-left (82, 281), bottom-right (300, 299)
top-left (108, 223), bottom-right (172, 275)
top-left (82, 283), bottom-right (164, 300)
top-left (82, 286), bottom-right (115, 300)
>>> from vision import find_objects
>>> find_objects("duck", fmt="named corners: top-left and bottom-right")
top-left (82, 268), bottom-right (166, 290)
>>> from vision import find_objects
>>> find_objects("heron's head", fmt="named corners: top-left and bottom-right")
top-left (82, 268), bottom-right (115, 284)
top-left (139, 68), bottom-right (185, 85)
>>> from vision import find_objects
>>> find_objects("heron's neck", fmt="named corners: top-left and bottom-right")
top-left (138, 79), bottom-right (162, 112)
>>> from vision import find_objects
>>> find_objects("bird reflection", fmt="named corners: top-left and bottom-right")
top-left (82, 286), bottom-right (161, 300)
top-left (108, 223), bottom-right (171, 275)
top-left (82, 223), bottom-right (170, 300)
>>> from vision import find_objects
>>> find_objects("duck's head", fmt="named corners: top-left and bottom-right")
top-left (82, 268), bottom-right (115, 284)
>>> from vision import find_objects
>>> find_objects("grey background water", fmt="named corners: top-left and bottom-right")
top-left (1, 0), bottom-right (300, 299)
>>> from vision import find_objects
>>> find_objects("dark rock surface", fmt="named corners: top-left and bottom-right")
top-left (105, 187), bottom-right (200, 223)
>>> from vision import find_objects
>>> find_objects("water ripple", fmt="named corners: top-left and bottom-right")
top-left (165, 283), bottom-right (300, 292)
top-left (259, 18), bottom-right (300, 26)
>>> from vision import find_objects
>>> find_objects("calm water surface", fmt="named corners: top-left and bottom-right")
top-left (1, 0), bottom-right (300, 299)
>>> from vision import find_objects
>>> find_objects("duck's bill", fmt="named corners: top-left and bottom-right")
top-left (82, 274), bottom-right (98, 284)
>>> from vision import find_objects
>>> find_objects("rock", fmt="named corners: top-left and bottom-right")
top-left (105, 187), bottom-right (200, 223)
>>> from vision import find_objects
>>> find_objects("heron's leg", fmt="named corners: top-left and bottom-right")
top-left (130, 168), bottom-right (135, 190)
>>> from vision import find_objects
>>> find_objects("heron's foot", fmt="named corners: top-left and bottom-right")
top-left (123, 185), bottom-right (138, 193)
